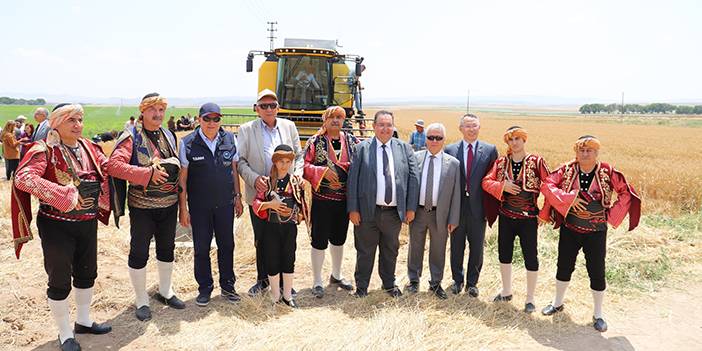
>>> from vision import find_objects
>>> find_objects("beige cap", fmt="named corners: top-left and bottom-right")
top-left (257, 89), bottom-right (278, 102)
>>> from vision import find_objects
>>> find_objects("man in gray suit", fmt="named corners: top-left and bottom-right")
top-left (406, 123), bottom-right (461, 299)
top-left (445, 113), bottom-right (498, 297)
top-left (347, 110), bottom-right (419, 298)
top-left (237, 89), bottom-right (304, 296)
top-left (31, 107), bottom-right (50, 142)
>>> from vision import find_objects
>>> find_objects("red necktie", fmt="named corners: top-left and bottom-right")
top-left (466, 143), bottom-right (473, 193)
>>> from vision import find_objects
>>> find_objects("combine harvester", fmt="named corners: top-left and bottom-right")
top-left (223, 31), bottom-right (373, 141)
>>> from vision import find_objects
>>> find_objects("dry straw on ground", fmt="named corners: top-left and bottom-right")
top-left (1, 108), bottom-right (701, 350)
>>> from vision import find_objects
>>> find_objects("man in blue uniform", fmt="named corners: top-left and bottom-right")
top-left (178, 102), bottom-right (244, 306)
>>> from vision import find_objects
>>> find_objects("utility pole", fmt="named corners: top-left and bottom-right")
top-left (267, 21), bottom-right (277, 51)
top-left (466, 89), bottom-right (470, 113)
top-left (621, 92), bottom-right (625, 115)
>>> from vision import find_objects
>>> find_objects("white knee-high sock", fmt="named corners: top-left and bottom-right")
top-left (329, 244), bottom-right (344, 280)
top-left (592, 289), bottom-right (605, 319)
top-left (553, 279), bottom-right (569, 307)
top-left (282, 273), bottom-right (294, 300)
top-left (499, 263), bottom-right (513, 296)
top-left (74, 287), bottom-right (94, 327)
top-left (157, 260), bottom-right (175, 299)
top-left (269, 274), bottom-right (281, 302)
top-left (310, 248), bottom-right (325, 288)
top-left (48, 298), bottom-right (73, 343)
top-left (525, 270), bottom-right (538, 304)
top-left (128, 266), bottom-right (149, 308)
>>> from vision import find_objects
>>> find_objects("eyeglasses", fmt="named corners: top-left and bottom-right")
top-left (258, 103), bottom-right (278, 110)
top-left (202, 116), bottom-right (221, 123)
top-left (427, 135), bottom-right (444, 141)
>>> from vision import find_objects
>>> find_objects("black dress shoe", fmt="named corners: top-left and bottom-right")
top-left (541, 303), bottom-right (565, 316)
top-left (281, 297), bottom-right (299, 308)
top-left (221, 289), bottom-right (241, 303)
top-left (405, 281), bottom-right (419, 294)
top-left (593, 317), bottom-right (608, 332)
top-left (493, 293), bottom-right (513, 302)
top-left (312, 286), bottom-right (324, 298)
top-left (450, 282), bottom-right (463, 295)
top-left (59, 337), bottom-right (81, 351)
top-left (466, 286), bottom-right (479, 298)
top-left (248, 281), bottom-right (268, 297)
top-left (74, 322), bottom-right (112, 335)
top-left (524, 302), bottom-right (536, 313)
top-left (329, 275), bottom-right (354, 291)
top-left (429, 285), bottom-right (448, 300)
top-left (385, 285), bottom-right (402, 298)
top-left (196, 293), bottom-right (211, 307)
top-left (155, 293), bottom-right (186, 309)
top-left (353, 289), bottom-right (368, 298)
top-left (135, 305), bottom-right (152, 321)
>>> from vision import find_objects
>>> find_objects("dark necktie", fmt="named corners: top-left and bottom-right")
top-left (382, 144), bottom-right (392, 205)
top-left (466, 143), bottom-right (474, 194)
top-left (425, 155), bottom-right (435, 210)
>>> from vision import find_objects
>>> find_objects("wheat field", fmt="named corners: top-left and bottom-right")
top-left (1, 107), bottom-right (701, 350)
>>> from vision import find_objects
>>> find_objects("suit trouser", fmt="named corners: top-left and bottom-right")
top-left (191, 204), bottom-right (235, 295)
top-left (450, 199), bottom-right (487, 287)
top-left (248, 206), bottom-right (269, 284)
top-left (407, 207), bottom-right (449, 286)
top-left (354, 206), bottom-right (402, 291)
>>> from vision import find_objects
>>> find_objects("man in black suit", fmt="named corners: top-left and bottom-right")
top-left (444, 113), bottom-right (498, 297)
top-left (347, 110), bottom-right (420, 298)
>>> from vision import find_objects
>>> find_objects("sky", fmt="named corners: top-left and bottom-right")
top-left (1, 0), bottom-right (700, 104)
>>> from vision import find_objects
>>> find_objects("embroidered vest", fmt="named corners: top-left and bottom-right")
top-left (38, 140), bottom-right (103, 222)
top-left (494, 154), bottom-right (544, 219)
top-left (559, 161), bottom-right (614, 233)
top-left (125, 126), bottom-right (180, 209)
top-left (310, 132), bottom-right (357, 201)
top-left (266, 176), bottom-right (305, 224)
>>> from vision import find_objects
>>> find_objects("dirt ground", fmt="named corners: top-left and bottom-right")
top-left (1, 107), bottom-right (701, 350)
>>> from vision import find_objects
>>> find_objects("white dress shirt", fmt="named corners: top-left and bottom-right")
top-left (375, 139), bottom-right (397, 206)
top-left (419, 151), bottom-right (442, 207)
top-left (261, 119), bottom-right (282, 174)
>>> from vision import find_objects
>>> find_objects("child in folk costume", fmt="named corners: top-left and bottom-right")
top-left (253, 144), bottom-right (309, 308)
top-left (540, 135), bottom-right (641, 332)
top-left (482, 126), bottom-right (551, 313)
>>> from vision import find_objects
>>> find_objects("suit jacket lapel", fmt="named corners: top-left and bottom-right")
top-left (439, 153), bottom-right (450, 195)
top-left (369, 138), bottom-right (378, 186)
top-left (252, 119), bottom-right (265, 166)
top-left (471, 140), bottom-right (483, 178)
top-left (457, 142), bottom-right (465, 178)
top-left (390, 139), bottom-right (403, 183)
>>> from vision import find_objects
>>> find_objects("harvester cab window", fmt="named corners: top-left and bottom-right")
top-left (278, 56), bottom-right (330, 110)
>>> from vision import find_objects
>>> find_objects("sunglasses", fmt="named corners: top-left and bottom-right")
top-left (202, 115), bottom-right (221, 123)
top-left (427, 135), bottom-right (444, 141)
top-left (258, 103), bottom-right (278, 110)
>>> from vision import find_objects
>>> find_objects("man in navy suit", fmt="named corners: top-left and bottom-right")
top-left (444, 113), bottom-right (498, 297)
top-left (347, 110), bottom-right (420, 298)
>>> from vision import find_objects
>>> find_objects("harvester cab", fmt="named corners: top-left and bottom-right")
top-left (245, 38), bottom-right (372, 140)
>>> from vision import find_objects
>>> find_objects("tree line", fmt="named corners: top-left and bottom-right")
top-left (579, 103), bottom-right (702, 114)
top-left (0, 97), bottom-right (47, 105)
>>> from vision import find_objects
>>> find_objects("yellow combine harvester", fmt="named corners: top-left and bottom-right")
top-left (246, 38), bottom-right (371, 140)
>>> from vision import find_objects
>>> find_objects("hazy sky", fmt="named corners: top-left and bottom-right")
top-left (1, 0), bottom-right (699, 102)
